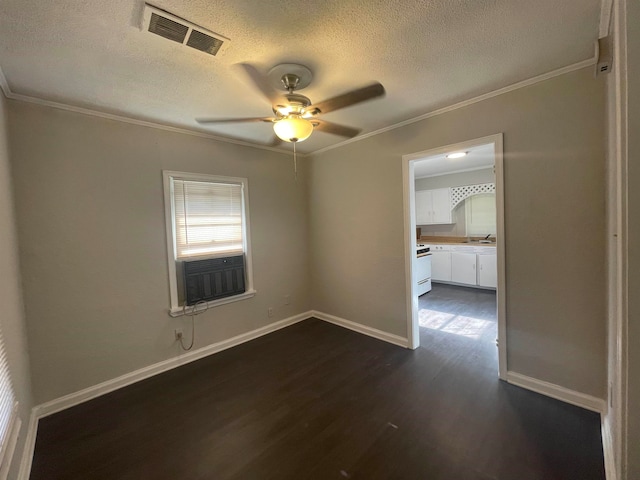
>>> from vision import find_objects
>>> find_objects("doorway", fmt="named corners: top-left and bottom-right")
top-left (402, 134), bottom-right (507, 379)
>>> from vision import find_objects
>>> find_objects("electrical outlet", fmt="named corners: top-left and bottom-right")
top-left (174, 329), bottom-right (183, 340)
top-left (284, 295), bottom-right (291, 306)
top-left (267, 307), bottom-right (274, 318)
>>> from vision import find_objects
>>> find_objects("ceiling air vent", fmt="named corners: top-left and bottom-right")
top-left (148, 12), bottom-right (189, 44)
top-left (186, 29), bottom-right (224, 56)
top-left (142, 3), bottom-right (229, 56)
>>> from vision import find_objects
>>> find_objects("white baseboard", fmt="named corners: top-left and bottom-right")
top-left (311, 311), bottom-right (409, 348)
top-left (506, 371), bottom-right (606, 413)
top-left (17, 411), bottom-right (38, 480)
top-left (15, 312), bottom-right (406, 478)
top-left (32, 311), bottom-right (404, 420)
top-left (601, 415), bottom-right (617, 480)
top-left (20, 314), bottom-right (613, 479)
top-left (34, 312), bottom-right (312, 419)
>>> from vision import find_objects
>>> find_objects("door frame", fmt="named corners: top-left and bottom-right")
top-left (402, 133), bottom-right (507, 380)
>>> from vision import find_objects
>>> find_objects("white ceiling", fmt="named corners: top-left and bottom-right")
top-left (0, 0), bottom-right (601, 154)
top-left (414, 143), bottom-right (495, 178)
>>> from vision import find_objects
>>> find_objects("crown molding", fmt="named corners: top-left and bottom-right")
top-left (311, 57), bottom-right (597, 156)
top-left (0, 68), bottom-right (296, 157)
top-left (0, 66), bottom-right (10, 98)
top-left (415, 165), bottom-right (494, 180)
top-left (1, 58), bottom-right (595, 158)
top-left (8, 91), bottom-right (293, 156)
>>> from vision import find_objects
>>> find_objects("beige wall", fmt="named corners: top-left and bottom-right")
top-left (309, 67), bottom-right (607, 398)
top-left (0, 93), bottom-right (33, 478)
top-left (8, 101), bottom-right (311, 404)
top-left (3, 61), bottom-right (613, 427)
top-left (625, 0), bottom-right (639, 476)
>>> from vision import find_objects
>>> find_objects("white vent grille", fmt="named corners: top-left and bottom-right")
top-left (149, 12), bottom-right (189, 43)
top-left (451, 183), bottom-right (495, 209)
top-left (186, 30), bottom-right (224, 56)
top-left (142, 4), bottom-right (229, 56)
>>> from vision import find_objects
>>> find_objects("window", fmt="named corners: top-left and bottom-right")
top-left (465, 193), bottom-right (497, 236)
top-left (163, 171), bottom-right (255, 315)
top-left (0, 326), bottom-right (19, 476)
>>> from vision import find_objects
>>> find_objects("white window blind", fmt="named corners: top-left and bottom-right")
top-left (172, 179), bottom-right (244, 259)
top-left (0, 327), bottom-right (17, 469)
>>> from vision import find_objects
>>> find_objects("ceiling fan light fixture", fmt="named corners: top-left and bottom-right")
top-left (273, 116), bottom-right (314, 142)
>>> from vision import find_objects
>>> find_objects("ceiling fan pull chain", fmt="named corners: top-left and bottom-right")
top-left (293, 141), bottom-right (298, 181)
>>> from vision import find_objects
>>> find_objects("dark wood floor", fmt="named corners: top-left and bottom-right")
top-left (31, 290), bottom-right (604, 479)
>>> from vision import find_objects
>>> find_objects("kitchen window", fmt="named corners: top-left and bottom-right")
top-left (163, 171), bottom-right (255, 315)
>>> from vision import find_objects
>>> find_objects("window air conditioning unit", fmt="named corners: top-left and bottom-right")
top-left (182, 255), bottom-right (246, 306)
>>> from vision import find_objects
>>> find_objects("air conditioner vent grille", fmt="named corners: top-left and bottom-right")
top-left (142, 3), bottom-right (230, 56)
top-left (187, 30), bottom-right (224, 56)
top-left (148, 12), bottom-right (189, 44)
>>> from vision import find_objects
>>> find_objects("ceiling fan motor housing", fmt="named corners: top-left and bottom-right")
top-left (274, 94), bottom-right (311, 117)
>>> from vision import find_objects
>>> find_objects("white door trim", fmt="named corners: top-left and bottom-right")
top-left (402, 133), bottom-right (507, 380)
top-left (612, 0), bottom-right (629, 475)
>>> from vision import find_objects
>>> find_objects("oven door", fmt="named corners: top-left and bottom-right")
top-left (416, 253), bottom-right (432, 295)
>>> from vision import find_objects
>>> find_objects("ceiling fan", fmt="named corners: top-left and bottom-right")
top-left (196, 63), bottom-right (385, 145)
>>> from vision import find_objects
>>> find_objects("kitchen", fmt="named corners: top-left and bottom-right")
top-left (407, 138), bottom-right (504, 375)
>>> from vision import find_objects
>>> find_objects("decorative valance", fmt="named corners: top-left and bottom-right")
top-left (450, 183), bottom-right (495, 210)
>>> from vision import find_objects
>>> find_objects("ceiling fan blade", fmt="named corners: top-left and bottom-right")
top-left (306, 82), bottom-right (385, 116)
top-left (236, 63), bottom-right (282, 104)
top-left (313, 119), bottom-right (361, 138)
top-left (196, 117), bottom-right (275, 124)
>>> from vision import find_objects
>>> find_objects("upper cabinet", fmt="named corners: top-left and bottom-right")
top-left (415, 188), bottom-right (452, 225)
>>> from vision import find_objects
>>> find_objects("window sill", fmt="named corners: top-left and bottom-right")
top-left (168, 289), bottom-right (257, 317)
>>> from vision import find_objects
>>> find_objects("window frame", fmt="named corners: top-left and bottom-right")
top-left (163, 171), bottom-right (255, 316)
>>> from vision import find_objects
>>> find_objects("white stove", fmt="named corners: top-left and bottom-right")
top-left (415, 244), bottom-right (432, 295)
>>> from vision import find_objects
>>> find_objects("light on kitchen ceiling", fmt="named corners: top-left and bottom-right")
top-left (273, 116), bottom-right (314, 143)
top-left (447, 151), bottom-right (467, 159)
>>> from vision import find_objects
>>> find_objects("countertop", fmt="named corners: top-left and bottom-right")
top-left (419, 236), bottom-right (497, 246)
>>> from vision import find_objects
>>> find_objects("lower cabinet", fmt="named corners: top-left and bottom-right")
top-left (451, 252), bottom-right (477, 285)
top-left (430, 244), bottom-right (497, 289)
top-left (478, 253), bottom-right (498, 288)
top-left (431, 251), bottom-right (452, 282)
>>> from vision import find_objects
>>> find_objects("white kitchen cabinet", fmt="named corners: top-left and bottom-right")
top-left (477, 253), bottom-right (498, 288)
top-left (431, 188), bottom-right (452, 224)
top-left (451, 252), bottom-right (477, 285)
top-left (428, 244), bottom-right (496, 289)
top-left (415, 188), bottom-right (452, 225)
top-left (415, 190), bottom-right (432, 225)
top-left (431, 250), bottom-right (452, 282)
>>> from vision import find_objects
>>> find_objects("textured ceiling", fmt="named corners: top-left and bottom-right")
top-left (0, 0), bottom-right (601, 153)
